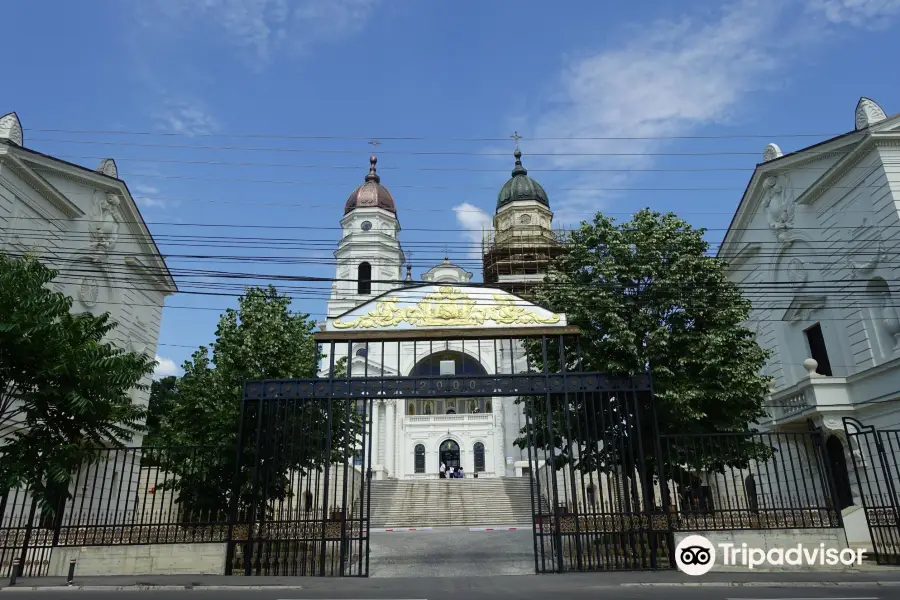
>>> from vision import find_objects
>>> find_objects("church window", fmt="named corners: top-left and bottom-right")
top-left (361, 220), bottom-right (372, 231)
top-left (357, 262), bottom-right (372, 295)
top-left (485, 400), bottom-right (491, 412)
top-left (424, 401), bottom-right (434, 415)
top-left (355, 347), bottom-right (368, 358)
top-left (414, 444), bottom-right (426, 474)
top-left (519, 214), bottom-right (532, 225)
top-left (804, 323), bottom-right (832, 376)
top-left (408, 402), bottom-right (415, 415)
top-left (473, 442), bottom-right (485, 472)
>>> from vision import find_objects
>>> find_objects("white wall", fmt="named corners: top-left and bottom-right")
top-left (723, 129), bottom-right (900, 416)
top-left (0, 142), bottom-right (173, 535)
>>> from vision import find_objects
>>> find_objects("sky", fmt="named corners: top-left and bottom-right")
top-left (4, 0), bottom-right (900, 379)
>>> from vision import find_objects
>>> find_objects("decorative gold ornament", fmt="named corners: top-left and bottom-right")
top-left (333, 286), bottom-right (561, 329)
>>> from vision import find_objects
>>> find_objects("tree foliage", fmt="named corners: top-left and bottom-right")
top-left (144, 375), bottom-right (178, 447)
top-left (152, 286), bottom-right (364, 521)
top-left (515, 210), bottom-right (771, 490)
top-left (0, 255), bottom-right (154, 507)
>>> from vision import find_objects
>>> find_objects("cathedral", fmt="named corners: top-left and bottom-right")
top-left (319, 147), bottom-right (561, 480)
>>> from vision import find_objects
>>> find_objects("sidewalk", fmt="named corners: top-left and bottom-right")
top-left (2, 569), bottom-right (899, 592)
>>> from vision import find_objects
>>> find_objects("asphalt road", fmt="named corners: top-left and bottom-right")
top-left (1, 580), bottom-right (897, 600)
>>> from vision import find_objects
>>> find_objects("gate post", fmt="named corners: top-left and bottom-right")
top-left (541, 337), bottom-right (565, 572)
top-left (15, 497), bottom-right (38, 578)
top-left (843, 417), bottom-right (900, 565)
top-left (224, 394), bottom-right (250, 576)
top-left (807, 419), bottom-right (843, 527)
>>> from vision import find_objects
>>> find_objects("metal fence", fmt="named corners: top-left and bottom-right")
top-left (525, 399), bottom-right (843, 572)
top-left (1, 444), bottom-right (361, 578)
top-left (1, 429), bottom-right (845, 578)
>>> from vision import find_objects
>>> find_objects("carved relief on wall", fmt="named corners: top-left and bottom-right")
top-left (786, 257), bottom-right (808, 290)
top-left (866, 277), bottom-right (900, 354)
top-left (78, 276), bottom-right (101, 308)
top-left (88, 191), bottom-right (121, 257)
top-left (761, 174), bottom-right (795, 243)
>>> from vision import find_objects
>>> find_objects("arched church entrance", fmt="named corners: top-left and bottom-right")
top-left (439, 439), bottom-right (460, 471)
top-left (826, 434), bottom-right (853, 510)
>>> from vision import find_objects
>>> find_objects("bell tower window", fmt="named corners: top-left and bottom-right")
top-left (358, 262), bottom-right (372, 295)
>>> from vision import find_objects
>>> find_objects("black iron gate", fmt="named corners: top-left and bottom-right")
top-left (843, 417), bottom-right (900, 565)
top-left (225, 384), bottom-right (372, 577)
top-left (524, 374), bottom-right (671, 572)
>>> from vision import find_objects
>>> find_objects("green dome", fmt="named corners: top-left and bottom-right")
top-left (496, 150), bottom-right (549, 211)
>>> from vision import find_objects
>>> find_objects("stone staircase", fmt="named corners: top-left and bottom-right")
top-left (367, 477), bottom-right (536, 527)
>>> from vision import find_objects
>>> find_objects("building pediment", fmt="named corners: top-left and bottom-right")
top-left (325, 284), bottom-right (567, 333)
top-left (783, 295), bottom-right (827, 323)
top-left (0, 150), bottom-right (83, 218)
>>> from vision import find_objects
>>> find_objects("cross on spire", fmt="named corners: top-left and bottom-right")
top-left (368, 139), bottom-right (381, 154)
top-left (510, 131), bottom-right (522, 152)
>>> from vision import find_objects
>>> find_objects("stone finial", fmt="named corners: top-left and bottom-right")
top-left (855, 97), bottom-right (887, 130)
top-left (762, 143), bottom-right (783, 162)
top-left (0, 112), bottom-right (23, 146)
top-left (96, 158), bottom-right (119, 178)
top-left (802, 358), bottom-right (821, 378)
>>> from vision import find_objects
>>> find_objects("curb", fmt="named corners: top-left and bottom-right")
top-left (618, 581), bottom-right (900, 588)
top-left (469, 526), bottom-right (529, 531)
top-left (1, 585), bottom-right (306, 592)
top-left (367, 527), bottom-right (434, 533)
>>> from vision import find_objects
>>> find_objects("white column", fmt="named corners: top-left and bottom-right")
top-left (369, 400), bottom-right (380, 473)
top-left (385, 400), bottom-right (396, 477)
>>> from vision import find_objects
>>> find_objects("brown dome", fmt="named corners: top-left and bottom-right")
top-left (344, 156), bottom-right (396, 215)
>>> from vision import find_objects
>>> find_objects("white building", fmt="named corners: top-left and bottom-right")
top-left (321, 152), bottom-right (560, 480)
top-left (0, 111), bottom-right (176, 528)
top-left (719, 97), bottom-right (900, 549)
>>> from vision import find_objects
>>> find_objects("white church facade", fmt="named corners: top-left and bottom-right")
top-left (0, 111), bottom-right (176, 527)
top-left (719, 97), bottom-right (900, 551)
top-left (319, 152), bottom-right (560, 480)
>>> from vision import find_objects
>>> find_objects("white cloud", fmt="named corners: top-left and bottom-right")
top-left (807, 0), bottom-right (900, 26)
top-left (131, 184), bottom-right (165, 208)
top-left (147, 0), bottom-right (378, 64)
top-left (452, 203), bottom-right (493, 258)
top-left (154, 99), bottom-right (220, 136)
top-left (523, 0), bottom-right (802, 225)
top-left (153, 355), bottom-right (181, 380)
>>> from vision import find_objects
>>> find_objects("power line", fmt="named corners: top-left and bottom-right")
top-left (26, 136), bottom-right (843, 158)
top-left (29, 152), bottom-right (882, 175)
top-left (23, 127), bottom-right (848, 142)
top-left (8, 216), bottom-right (899, 235)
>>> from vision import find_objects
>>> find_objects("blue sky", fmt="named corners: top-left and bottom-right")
top-left (4, 0), bottom-right (899, 377)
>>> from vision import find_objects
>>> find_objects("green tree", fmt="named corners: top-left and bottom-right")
top-left (154, 286), bottom-right (364, 522)
top-left (516, 210), bottom-right (771, 501)
top-left (144, 375), bottom-right (179, 447)
top-left (0, 255), bottom-right (154, 508)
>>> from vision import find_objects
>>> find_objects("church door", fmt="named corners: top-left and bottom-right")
top-left (439, 439), bottom-right (460, 471)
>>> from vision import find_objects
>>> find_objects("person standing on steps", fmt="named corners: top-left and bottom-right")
top-left (448, 466), bottom-right (455, 479)
top-left (440, 462), bottom-right (446, 479)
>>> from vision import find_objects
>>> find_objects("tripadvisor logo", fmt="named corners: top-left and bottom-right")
top-left (675, 534), bottom-right (866, 576)
top-left (675, 535), bottom-right (716, 576)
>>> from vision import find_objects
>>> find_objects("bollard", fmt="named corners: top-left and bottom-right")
top-left (66, 559), bottom-right (77, 586)
top-left (8, 558), bottom-right (19, 587)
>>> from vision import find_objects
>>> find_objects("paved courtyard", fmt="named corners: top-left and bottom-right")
top-left (369, 527), bottom-right (536, 577)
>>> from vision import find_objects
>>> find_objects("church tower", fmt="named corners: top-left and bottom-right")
top-left (482, 145), bottom-right (562, 298)
top-left (327, 154), bottom-right (405, 318)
